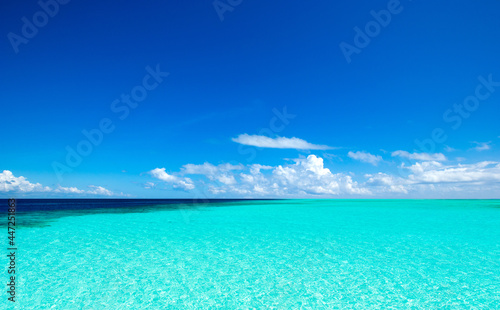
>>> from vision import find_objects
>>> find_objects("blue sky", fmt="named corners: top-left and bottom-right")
top-left (1, 0), bottom-right (500, 198)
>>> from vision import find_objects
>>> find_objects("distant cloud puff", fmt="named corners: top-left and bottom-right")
top-left (348, 151), bottom-right (382, 166)
top-left (471, 141), bottom-right (491, 152)
top-left (181, 162), bottom-right (243, 185)
top-left (232, 134), bottom-right (333, 150)
top-left (149, 168), bottom-right (195, 190)
top-left (182, 162), bottom-right (243, 175)
top-left (391, 150), bottom-right (447, 161)
top-left (444, 145), bottom-right (456, 152)
top-left (87, 185), bottom-right (114, 196)
top-left (54, 186), bottom-right (85, 194)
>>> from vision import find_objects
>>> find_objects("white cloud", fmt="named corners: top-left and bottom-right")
top-left (364, 160), bottom-right (500, 195)
top-left (147, 153), bottom-right (500, 198)
top-left (249, 164), bottom-right (273, 174)
top-left (218, 174), bottom-right (237, 185)
top-left (391, 150), bottom-right (447, 161)
top-left (0, 170), bottom-right (51, 193)
top-left (149, 168), bottom-right (195, 190)
top-left (181, 162), bottom-right (243, 185)
top-left (348, 151), bottom-right (382, 166)
top-left (56, 185), bottom-right (120, 196)
top-left (364, 173), bottom-right (408, 193)
top-left (150, 155), bottom-right (369, 197)
top-left (54, 186), bottom-right (85, 194)
top-left (0, 170), bottom-right (120, 196)
top-left (406, 161), bottom-right (500, 184)
top-left (232, 134), bottom-right (333, 150)
top-left (87, 185), bottom-right (114, 196)
top-left (269, 155), bottom-right (370, 195)
top-left (471, 141), bottom-right (491, 151)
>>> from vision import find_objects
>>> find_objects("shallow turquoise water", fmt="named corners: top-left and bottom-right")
top-left (5, 200), bottom-right (500, 309)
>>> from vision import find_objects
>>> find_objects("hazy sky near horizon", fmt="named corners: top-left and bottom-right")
top-left (1, 0), bottom-right (500, 198)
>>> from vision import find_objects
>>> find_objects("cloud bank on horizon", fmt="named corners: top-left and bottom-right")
top-left (151, 136), bottom-right (500, 198)
top-left (3, 135), bottom-right (499, 198)
top-left (144, 152), bottom-right (500, 198)
top-left (0, 170), bottom-right (125, 197)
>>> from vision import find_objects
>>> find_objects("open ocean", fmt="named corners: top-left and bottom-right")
top-left (2, 199), bottom-right (500, 309)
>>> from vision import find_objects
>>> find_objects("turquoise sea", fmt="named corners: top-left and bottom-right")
top-left (3, 199), bottom-right (500, 309)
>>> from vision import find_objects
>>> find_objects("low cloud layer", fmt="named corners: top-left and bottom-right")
top-left (0, 170), bottom-right (120, 197)
top-left (148, 154), bottom-right (500, 198)
top-left (4, 149), bottom-right (498, 198)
